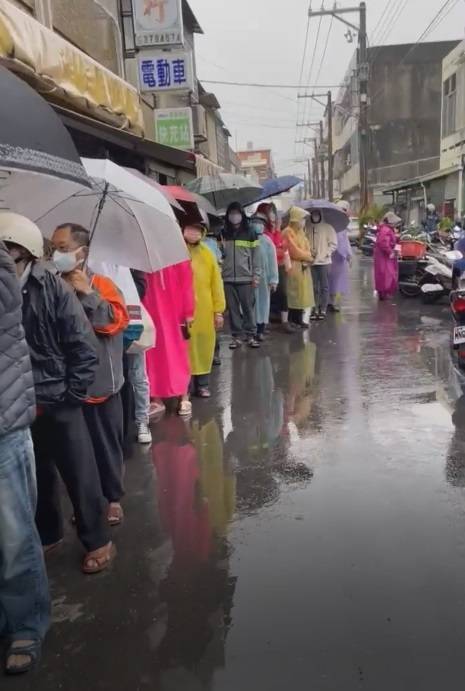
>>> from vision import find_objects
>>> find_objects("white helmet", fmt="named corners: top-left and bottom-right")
top-left (337, 199), bottom-right (351, 214)
top-left (0, 212), bottom-right (43, 258)
top-left (427, 203), bottom-right (436, 213)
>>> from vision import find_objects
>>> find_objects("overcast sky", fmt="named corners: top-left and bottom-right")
top-left (189, 0), bottom-right (465, 177)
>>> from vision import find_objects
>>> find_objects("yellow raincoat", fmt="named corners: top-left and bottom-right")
top-left (188, 243), bottom-right (226, 376)
top-left (283, 207), bottom-right (314, 309)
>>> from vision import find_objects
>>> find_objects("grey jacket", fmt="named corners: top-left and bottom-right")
top-left (221, 224), bottom-right (261, 284)
top-left (0, 242), bottom-right (35, 436)
top-left (78, 272), bottom-right (128, 400)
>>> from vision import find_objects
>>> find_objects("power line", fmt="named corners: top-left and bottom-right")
top-left (295, 13), bottom-right (312, 156)
top-left (369, 0), bottom-right (409, 65)
top-left (370, 0), bottom-right (394, 44)
top-left (201, 79), bottom-right (342, 89)
top-left (315, 15), bottom-right (334, 87)
top-left (301, 8), bottom-right (324, 143)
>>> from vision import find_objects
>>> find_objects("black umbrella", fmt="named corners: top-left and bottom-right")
top-left (0, 66), bottom-right (88, 186)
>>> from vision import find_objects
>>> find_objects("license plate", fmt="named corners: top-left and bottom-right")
top-left (454, 326), bottom-right (465, 345)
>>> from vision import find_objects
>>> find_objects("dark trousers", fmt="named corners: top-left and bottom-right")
top-left (288, 308), bottom-right (304, 325)
top-left (33, 406), bottom-right (109, 552)
top-left (192, 374), bottom-right (210, 392)
top-left (83, 393), bottom-right (124, 504)
top-left (224, 283), bottom-right (256, 338)
top-left (311, 265), bottom-right (330, 313)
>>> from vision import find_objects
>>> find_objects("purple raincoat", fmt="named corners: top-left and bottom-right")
top-left (374, 223), bottom-right (398, 298)
top-left (329, 229), bottom-right (352, 296)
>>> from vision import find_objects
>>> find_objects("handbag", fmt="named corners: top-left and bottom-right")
top-left (127, 303), bottom-right (156, 353)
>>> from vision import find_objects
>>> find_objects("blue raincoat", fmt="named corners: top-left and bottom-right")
top-left (255, 230), bottom-right (279, 324)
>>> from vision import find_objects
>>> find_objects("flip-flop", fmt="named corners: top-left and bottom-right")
top-left (43, 539), bottom-right (63, 555)
top-left (108, 504), bottom-right (124, 526)
top-left (82, 542), bottom-right (116, 575)
top-left (5, 641), bottom-right (40, 675)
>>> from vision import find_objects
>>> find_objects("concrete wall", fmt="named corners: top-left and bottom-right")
top-left (331, 41), bottom-right (458, 204)
top-left (441, 39), bottom-right (465, 169)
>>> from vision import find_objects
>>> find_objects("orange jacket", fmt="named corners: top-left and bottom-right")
top-left (79, 273), bottom-right (129, 402)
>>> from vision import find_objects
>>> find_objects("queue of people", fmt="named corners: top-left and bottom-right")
top-left (0, 198), bottom-right (352, 676)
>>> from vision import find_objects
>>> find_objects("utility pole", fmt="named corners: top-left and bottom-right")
top-left (313, 139), bottom-right (320, 198)
top-left (312, 157), bottom-right (318, 197)
top-left (308, 2), bottom-right (369, 210)
top-left (307, 159), bottom-right (312, 198)
top-left (358, 2), bottom-right (369, 211)
top-left (319, 120), bottom-right (326, 199)
top-left (327, 90), bottom-right (334, 202)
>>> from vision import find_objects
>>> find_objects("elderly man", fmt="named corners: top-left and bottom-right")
top-left (0, 213), bottom-right (113, 577)
top-left (51, 223), bottom-right (129, 527)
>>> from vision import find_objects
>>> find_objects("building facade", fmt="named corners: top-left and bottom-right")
top-left (236, 147), bottom-right (275, 184)
top-left (1, 0), bottom-right (235, 183)
top-left (331, 41), bottom-right (458, 212)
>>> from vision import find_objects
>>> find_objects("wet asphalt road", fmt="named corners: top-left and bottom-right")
top-left (10, 256), bottom-right (465, 690)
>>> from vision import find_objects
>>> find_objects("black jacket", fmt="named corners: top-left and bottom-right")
top-left (0, 242), bottom-right (36, 436)
top-left (22, 261), bottom-right (99, 407)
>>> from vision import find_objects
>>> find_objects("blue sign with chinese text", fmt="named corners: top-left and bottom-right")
top-left (138, 50), bottom-right (193, 92)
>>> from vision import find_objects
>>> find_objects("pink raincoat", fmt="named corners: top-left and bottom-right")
top-left (374, 223), bottom-right (398, 299)
top-left (144, 261), bottom-right (195, 399)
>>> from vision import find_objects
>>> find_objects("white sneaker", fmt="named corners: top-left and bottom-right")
top-left (137, 423), bottom-right (152, 444)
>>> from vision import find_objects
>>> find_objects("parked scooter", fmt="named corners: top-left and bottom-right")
top-left (360, 224), bottom-right (378, 256)
top-left (450, 254), bottom-right (465, 370)
top-left (420, 248), bottom-right (461, 304)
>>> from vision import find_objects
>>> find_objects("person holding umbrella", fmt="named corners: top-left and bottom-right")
top-left (282, 207), bottom-right (314, 328)
top-left (308, 210), bottom-right (338, 320)
top-left (0, 213), bottom-right (113, 576)
top-left (51, 223), bottom-right (129, 528)
top-left (257, 203), bottom-right (293, 333)
top-left (221, 202), bottom-right (262, 349)
top-left (182, 220), bottom-right (226, 397)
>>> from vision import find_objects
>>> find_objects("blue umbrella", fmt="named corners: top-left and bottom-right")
top-left (298, 199), bottom-right (348, 233)
top-left (251, 175), bottom-right (303, 203)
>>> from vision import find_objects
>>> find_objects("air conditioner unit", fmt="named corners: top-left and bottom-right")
top-left (193, 104), bottom-right (208, 143)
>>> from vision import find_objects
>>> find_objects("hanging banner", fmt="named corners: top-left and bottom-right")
top-left (138, 49), bottom-right (194, 92)
top-left (132, 0), bottom-right (184, 48)
top-left (155, 108), bottom-right (194, 150)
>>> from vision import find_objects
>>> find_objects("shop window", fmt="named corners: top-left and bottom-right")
top-left (443, 73), bottom-right (457, 137)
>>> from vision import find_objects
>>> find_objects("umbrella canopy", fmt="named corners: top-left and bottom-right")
top-left (298, 199), bottom-right (349, 233)
top-left (165, 185), bottom-right (220, 220)
top-left (0, 66), bottom-right (88, 186)
top-left (1, 158), bottom-right (188, 272)
top-left (251, 175), bottom-right (302, 204)
top-left (186, 174), bottom-right (263, 212)
top-left (124, 168), bottom-right (184, 212)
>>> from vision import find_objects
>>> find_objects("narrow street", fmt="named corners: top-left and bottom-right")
top-left (12, 257), bottom-right (465, 691)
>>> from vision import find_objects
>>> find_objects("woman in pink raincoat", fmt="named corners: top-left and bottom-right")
top-left (374, 212), bottom-right (401, 300)
top-left (144, 261), bottom-right (195, 417)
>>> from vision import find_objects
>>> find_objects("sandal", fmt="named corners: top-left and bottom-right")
top-left (5, 640), bottom-right (40, 675)
top-left (108, 503), bottom-right (124, 527)
top-left (178, 400), bottom-right (192, 417)
top-left (197, 388), bottom-right (211, 398)
top-left (82, 542), bottom-right (116, 575)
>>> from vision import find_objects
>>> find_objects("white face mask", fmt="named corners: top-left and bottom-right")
top-left (52, 248), bottom-right (84, 274)
top-left (228, 213), bottom-right (242, 226)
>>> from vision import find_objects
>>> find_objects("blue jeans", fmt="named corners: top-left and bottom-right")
top-left (0, 428), bottom-right (50, 642)
top-left (128, 352), bottom-right (150, 425)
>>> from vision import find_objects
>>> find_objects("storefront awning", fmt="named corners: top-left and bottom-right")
top-left (0, 1), bottom-right (144, 135)
top-left (383, 165), bottom-right (462, 195)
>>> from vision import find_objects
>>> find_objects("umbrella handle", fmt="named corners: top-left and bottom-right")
top-left (85, 182), bottom-right (109, 269)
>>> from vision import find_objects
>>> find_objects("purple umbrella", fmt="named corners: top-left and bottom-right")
top-left (298, 199), bottom-right (348, 233)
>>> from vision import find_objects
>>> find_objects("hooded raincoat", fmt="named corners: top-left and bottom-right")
top-left (374, 222), bottom-right (398, 298)
top-left (282, 207), bottom-right (314, 310)
top-left (252, 219), bottom-right (279, 324)
top-left (329, 229), bottom-right (352, 297)
top-left (188, 241), bottom-right (226, 376)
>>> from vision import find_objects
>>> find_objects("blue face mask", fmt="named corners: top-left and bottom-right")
top-left (251, 221), bottom-right (265, 235)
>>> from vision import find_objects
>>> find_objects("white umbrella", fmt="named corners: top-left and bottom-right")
top-left (0, 158), bottom-right (188, 272)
